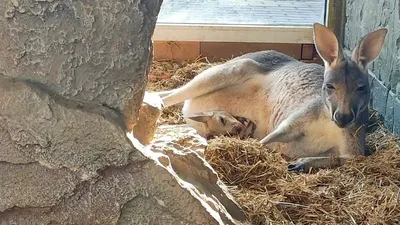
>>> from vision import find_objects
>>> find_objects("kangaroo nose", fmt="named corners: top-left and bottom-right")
top-left (334, 112), bottom-right (354, 128)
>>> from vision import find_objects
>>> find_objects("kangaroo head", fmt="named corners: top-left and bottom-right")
top-left (313, 23), bottom-right (388, 128)
top-left (184, 111), bottom-right (245, 138)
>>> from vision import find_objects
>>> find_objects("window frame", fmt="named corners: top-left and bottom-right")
top-left (153, 24), bottom-right (315, 44)
top-left (153, 0), bottom-right (339, 45)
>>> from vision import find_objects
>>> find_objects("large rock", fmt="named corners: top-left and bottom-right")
top-left (0, 63), bottom-right (248, 225)
top-left (0, 0), bottom-right (161, 129)
top-left (131, 125), bottom-right (249, 225)
top-left (0, 1), bottom-right (249, 224)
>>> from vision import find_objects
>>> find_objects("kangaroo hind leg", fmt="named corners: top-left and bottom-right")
top-left (152, 90), bottom-right (175, 98)
top-left (162, 58), bottom-right (263, 107)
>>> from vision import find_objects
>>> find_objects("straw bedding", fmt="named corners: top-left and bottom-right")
top-left (147, 59), bottom-right (400, 225)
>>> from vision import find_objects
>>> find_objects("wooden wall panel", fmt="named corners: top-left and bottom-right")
top-left (154, 41), bottom-right (200, 61)
top-left (153, 41), bottom-right (322, 64)
top-left (301, 44), bottom-right (315, 60)
top-left (200, 42), bottom-right (302, 62)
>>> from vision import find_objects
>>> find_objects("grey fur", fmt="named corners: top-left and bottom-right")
top-left (157, 23), bottom-right (388, 172)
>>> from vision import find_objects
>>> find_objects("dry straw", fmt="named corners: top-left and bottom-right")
top-left (147, 58), bottom-right (400, 225)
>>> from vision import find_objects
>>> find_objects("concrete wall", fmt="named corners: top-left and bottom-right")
top-left (344, 0), bottom-right (400, 135)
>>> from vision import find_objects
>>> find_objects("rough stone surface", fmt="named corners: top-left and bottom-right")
top-left (0, 76), bottom-right (248, 225)
top-left (140, 125), bottom-right (250, 225)
top-left (132, 92), bottom-right (163, 145)
top-left (0, 0), bottom-right (161, 129)
top-left (0, 159), bottom-right (223, 225)
top-left (0, 162), bottom-right (78, 212)
top-left (371, 77), bottom-right (389, 116)
top-left (384, 92), bottom-right (395, 132)
top-left (393, 97), bottom-right (400, 136)
top-left (345, 0), bottom-right (400, 136)
top-left (0, 1), bottom-right (249, 224)
top-left (0, 76), bottom-right (141, 180)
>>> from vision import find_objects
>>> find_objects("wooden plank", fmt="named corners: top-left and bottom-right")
top-left (301, 44), bottom-right (315, 60)
top-left (153, 41), bottom-right (200, 62)
top-left (200, 42), bottom-right (302, 62)
top-left (325, 0), bottom-right (346, 45)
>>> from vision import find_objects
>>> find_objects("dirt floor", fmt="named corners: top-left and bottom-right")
top-left (147, 59), bottom-right (400, 225)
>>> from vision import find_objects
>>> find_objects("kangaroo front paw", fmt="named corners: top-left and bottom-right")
top-left (235, 116), bottom-right (249, 124)
top-left (287, 158), bottom-right (310, 173)
top-left (238, 121), bottom-right (256, 139)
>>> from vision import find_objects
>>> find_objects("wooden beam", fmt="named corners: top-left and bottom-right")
top-left (153, 41), bottom-right (200, 62)
top-left (325, 0), bottom-right (346, 46)
top-left (200, 42), bottom-right (302, 62)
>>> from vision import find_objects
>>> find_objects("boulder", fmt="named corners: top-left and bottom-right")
top-left (0, 0), bottom-right (161, 130)
top-left (0, 1), bottom-right (249, 224)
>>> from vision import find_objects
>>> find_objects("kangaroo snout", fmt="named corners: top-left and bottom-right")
top-left (333, 111), bottom-right (355, 128)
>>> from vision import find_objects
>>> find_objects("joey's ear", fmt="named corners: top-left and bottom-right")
top-left (351, 28), bottom-right (388, 70)
top-left (183, 112), bottom-right (214, 124)
top-left (313, 23), bottom-right (343, 68)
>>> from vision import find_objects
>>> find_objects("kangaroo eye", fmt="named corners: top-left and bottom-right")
top-left (357, 86), bottom-right (367, 92)
top-left (326, 84), bottom-right (335, 90)
top-left (219, 117), bottom-right (226, 125)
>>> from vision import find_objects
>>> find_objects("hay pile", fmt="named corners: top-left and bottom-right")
top-left (147, 59), bottom-right (400, 224)
top-left (206, 130), bottom-right (399, 224)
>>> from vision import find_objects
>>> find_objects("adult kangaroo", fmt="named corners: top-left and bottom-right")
top-left (160, 23), bottom-right (388, 172)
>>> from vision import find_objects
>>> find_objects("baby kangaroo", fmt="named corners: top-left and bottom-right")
top-left (160, 23), bottom-right (387, 172)
top-left (183, 111), bottom-right (256, 140)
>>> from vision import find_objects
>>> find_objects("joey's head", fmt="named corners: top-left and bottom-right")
top-left (313, 23), bottom-right (387, 128)
top-left (184, 111), bottom-right (245, 139)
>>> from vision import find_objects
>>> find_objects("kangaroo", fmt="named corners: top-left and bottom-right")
top-left (183, 111), bottom-right (256, 140)
top-left (159, 23), bottom-right (387, 172)
top-left (154, 90), bottom-right (256, 139)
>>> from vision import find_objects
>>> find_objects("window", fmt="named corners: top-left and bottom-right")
top-left (153, 0), bottom-right (327, 44)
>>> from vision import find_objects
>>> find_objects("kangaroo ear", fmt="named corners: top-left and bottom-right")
top-left (313, 23), bottom-right (343, 68)
top-left (183, 112), bottom-right (214, 123)
top-left (351, 28), bottom-right (388, 70)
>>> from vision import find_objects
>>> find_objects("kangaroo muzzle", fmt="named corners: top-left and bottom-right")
top-left (333, 110), bottom-right (355, 128)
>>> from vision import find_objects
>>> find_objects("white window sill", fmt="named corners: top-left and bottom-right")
top-left (152, 24), bottom-right (314, 44)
